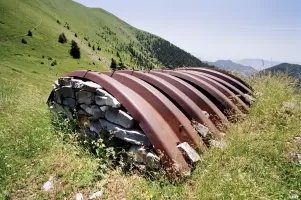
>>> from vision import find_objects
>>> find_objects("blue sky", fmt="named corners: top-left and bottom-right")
top-left (74, 0), bottom-right (301, 63)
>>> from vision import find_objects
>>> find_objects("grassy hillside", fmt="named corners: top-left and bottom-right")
top-left (1, 0), bottom-right (301, 199)
top-left (207, 60), bottom-right (258, 76)
top-left (0, 0), bottom-right (208, 72)
top-left (261, 63), bottom-right (301, 83)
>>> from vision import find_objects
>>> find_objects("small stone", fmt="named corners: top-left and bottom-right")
top-left (58, 77), bottom-right (72, 86)
top-left (90, 121), bottom-right (103, 134)
top-left (210, 140), bottom-right (226, 149)
top-left (146, 152), bottom-right (160, 169)
top-left (283, 101), bottom-right (296, 109)
top-left (63, 98), bottom-right (77, 109)
top-left (128, 145), bottom-right (147, 163)
top-left (88, 191), bottom-right (103, 199)
top-left (177, 142), bottom-right (200, 163)
top-left (63, 106), bottom-right (73, 119)
top-left (202, 111), bottom-right (210, 118)
top-left (244, 94), bottom-right (255, 102)
top-left (60, 86), bottom-right (74, 98)
top-left (96, 88), bottom-right (110, 96)
top-left (106, 95), bottom-right (121, 108)
top-left (255, 92), bottom-right (263, 97)
top-left (194, 122), bottom-right (210, 138)
top-left (82, 81), bottom-right (101, 92)
top-left (42, 176), bottom-right (54, 192)
top-left (75, 193), bottom-right (84, 200)
top-left (105, 108), bottom-right (134, 129)
top-left (80, 104), bottom-right (93, 115)
top-left (76, 90), bottom-right (94, 104)
top-left (54, 89), bottom-right (62, 104)
top-left (71, 79), bottom-right (84, 89)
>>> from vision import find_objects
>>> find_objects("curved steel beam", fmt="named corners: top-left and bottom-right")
top-left (181, 70), bottom-right (249, 113)
top-left (163, 70), bottom-right (242, 116)
top-left (180, 68), bottom-right (252, 94)
top-left (111, 72), bottom-right (206, 152)
top-left (66, 70), bottom-right (190, 175)
top-left (118, 70), bottom-right (222, 139)
top-left (149, 70), bottom-right (229, 126)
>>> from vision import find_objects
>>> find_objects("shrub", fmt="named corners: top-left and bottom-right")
top-left (57, 20), bottom-right (60, 24)
top-left (92, 45), bottom-right (95, 51)
top-left (88, 42), bottom-right (91, 47)
top-left (75, 33), bottom-right (77, 37)
top-left (48, 57), bottom-right (52, 60)
top-left (97, 46), bottom-right (101, 51)
top-left (58, 33), bottom-right (67, 43)
top-left (51, 60), bottom-right (57, 66)
top-left (70, 40), bottom-right (80, 59)
top-left (42, 55), bottom-right (44, 58)
top-left (110, 58), bottom-right (117, 70)
top-left (27, 30), bottom-right (32, 36)
top-left (41, 62), bottom-right (44, 64)
top-left (21, 38), bottom-right (27, 44)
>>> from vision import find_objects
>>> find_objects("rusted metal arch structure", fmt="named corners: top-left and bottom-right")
top-left (56, 68), bottom-right (253, 176)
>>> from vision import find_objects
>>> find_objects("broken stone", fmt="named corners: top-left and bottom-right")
top-left (146, 152), bottom-right (160, 169)
top-left (194, 122), bottom-right (211, 138)
top-left (71, 79), bottom-right (84, 89)
top-left (76, 90), bottom-right (95, 104)
top-left (210, 140), bottom-right (226, 149)
top-left (88, 191), bottom-right (103, 199)
top-left (58, 77), bottom-right (72, 86)
top-left (54, 89), bottom-right (62, 104)
top-left (177, 142), bottom-right (200, 163)
top-left (95, 95), bottom-right (121, 108)
top-left (75, 193), bottom-right (84, 200)
top-left (60, 86), bottom-right (74, 98)
top-left (91, 119), bottom-right (150, 146)
top-left (80, 104), bottom-right (104, 119)
top-left (82, 81), bottom-right (102, 92)
top-left (105, 108), bottom-right (134, 129)
top-left (62, 98), bottom-right (76, 109)
top-left (96, 88), bottom-right (110, 96)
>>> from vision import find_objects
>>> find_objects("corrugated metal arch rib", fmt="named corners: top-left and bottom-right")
top-left (163, 70), bottom-right (242, 116)
top-left (181, 70), bottom-right (250, 113)
top-left (110, 72), bottom-right (206, 152)
top-left (149, 70), bottom-right (229, 126)
top-left (182, 68), bottom-right (252, 94)
top-left (118, 70), bottom-right (222, 139)
top-left (66, 70), bottom-right (190, 175)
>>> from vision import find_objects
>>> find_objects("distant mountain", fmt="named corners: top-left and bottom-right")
top-left (206, 60), bottom-right (258, 76)
top-left (261, 63), bottom-right (301, 81)
top-left (236, 59), bottom-right (281, 70)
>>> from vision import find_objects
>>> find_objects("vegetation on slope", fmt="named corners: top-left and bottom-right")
top-left (261, 63), bottom-right (301, 83)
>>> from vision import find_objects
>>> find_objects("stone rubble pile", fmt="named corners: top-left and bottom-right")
top-left (49, 77), bottom-right (160, 169)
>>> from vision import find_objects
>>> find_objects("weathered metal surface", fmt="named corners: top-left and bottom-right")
top-left (149, 70), bottom-right (229, 125)
top-left (66, 70), bottom-right (190, 175)
top-left (163, 70), bottom-right (242, 115)
top-left (110, 72), bottom-right (207, 152)
top-left (181, 70), bottom-right (250, 113)
top-left (181, 67), bottom-right (252, 94)
top-left (118, 70), bottom-right (222, 138)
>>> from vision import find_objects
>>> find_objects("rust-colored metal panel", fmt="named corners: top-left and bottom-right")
top-left (149, 70), bottom-right (229, 126)
top-left (118, 70), bottom-right (222, 139)
top-left (66, 70), bottom-right (190, 175)
top-left (164, 70), bottom-right (242, 116)
top-left (187, 71), bottom-right (252, 104)
top-left (181, 70), bottom-right (249, 113)
top-left (181, 67), bottom-right (252, 94)
top-left (110, 72), bottom-right (206, 152)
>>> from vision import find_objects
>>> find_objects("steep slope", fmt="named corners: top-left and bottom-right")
top-left (207, 60), bottom-right (258, 76)
top-left (0, 0), bottom-right (208, 71)
top-left (236, 59), bottom-right (281, 70)
top-left (261, 63), bottom-right (301, 82)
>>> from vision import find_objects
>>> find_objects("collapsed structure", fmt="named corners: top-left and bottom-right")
top-left (47, 68), bottom-right (253, 177)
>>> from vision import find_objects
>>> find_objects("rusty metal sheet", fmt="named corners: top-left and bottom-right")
top-left (66, 70), bottom-right (190, 175)
top-left (118, 70), bottom-right (222, 139)
top-left (181, 70), bottom-right (250, 113)
top-left (110, 72), bottom-right (206, 152)
top-left (187, 71), bottom-right (252, 104)
top-left (163, 70), bottom-right (242, 116)
top-left (149, 70), bottom-right (229, 126)
top-left (181, 67), bottom-right (252, 94)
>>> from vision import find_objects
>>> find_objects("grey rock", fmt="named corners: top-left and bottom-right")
top-left (80, 104), bottom-right (104, 119)
top-left (79, 128), bottom-right (98, 141)
top-left (96, 88), bottom-right (110, 96)
top-left (77, 109), bottom-right (88, 116)
top-left (105, 108), bottom-right (134, 129)
top-left (49, 103), bottom-right (64, 113)
top-left (54, 89), bottom-right (62, 104)
top-left (88, 191), bottom-right (103, 199)
top-left (42, 176), bottom-right (54, 192)
top-left (100, 106), bottom-right (109, 112)
top-left (82, 81), bottom-right (102, 92)
top-left (106, 95), bottom-right (121, 108)
top-left (52, 80), bottom-right (59, 89)
top-left (244, 94), bottom-right (255, 102)
top-left (71, 79), bottom-right (84, 89)
top-left (63, 106), bottom-right (73, 119)
top-left (60, 86), bottom-right (75, 98)
top-left (291, 153), bottom-right (301, 165)
top-left (80, 104), bottom-right (92, 115)
top-left (76, 90), bottom-right (94, 104)
top-left (211, 140), bottom-right (227, 149)
top-left (58, 77), bottom-right (72, 86)
top-left (128, 145), bottom-right (147, 163)
top-left (95, 96), bottom-right (108, 106)
top-left (63, 98), bottom-right (77, 109)
top-left (95, 119), bottom-right (150, 146)
top-left (146, 152), bottom-right (160, 169)
top-left (194, 123), bottom-right (210, 138)
top-left (177, 142), bottom-right (200, 163)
